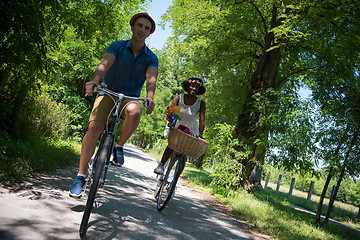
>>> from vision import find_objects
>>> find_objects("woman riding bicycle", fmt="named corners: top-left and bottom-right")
top-left (153, 77), bottom-right (206, 175)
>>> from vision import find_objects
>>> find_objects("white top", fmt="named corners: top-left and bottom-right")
top-left (175, 94), bottom-right (201, 136)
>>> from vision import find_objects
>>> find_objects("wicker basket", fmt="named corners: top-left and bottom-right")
top-left (168, 127), bottom-right (209, 159)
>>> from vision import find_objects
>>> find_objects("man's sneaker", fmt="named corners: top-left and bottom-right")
top-left (154, 162), bottom-right (164, 175)
top-left (69, 176), bottom-right (86, 198)
top-left (111, 146), bottom-right (124, 167)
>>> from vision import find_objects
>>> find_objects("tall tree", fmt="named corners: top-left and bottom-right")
top-left (165, 0), bottom-right (360, 191)
top-left (322, 127), bottom-right (359, 227)
top-left (315, 125), bottom-right (349, 224)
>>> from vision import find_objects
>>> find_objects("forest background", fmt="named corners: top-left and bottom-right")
top-left (1, 0), bottom-right (360, 231)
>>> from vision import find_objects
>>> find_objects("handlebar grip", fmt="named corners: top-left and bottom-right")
top-left (144, 99), bottom-right (149, 108)
top-left (94, 82), bottom-right (106, 93)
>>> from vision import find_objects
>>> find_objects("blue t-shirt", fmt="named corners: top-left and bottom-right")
top-left (103, 40), bottom-right (159, 97)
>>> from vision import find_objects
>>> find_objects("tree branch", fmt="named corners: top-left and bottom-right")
top-left (249, 1), bottom-right (268, 35)
top-left (235, 34), bottom-right (264, 49)
top-left (279, 65), bottom-right (319, 86)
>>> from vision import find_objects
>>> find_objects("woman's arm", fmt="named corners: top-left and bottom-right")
top-left (172, 94), bottom-right (180, 106)
top-left (198, 100), bottom-right (206, 138)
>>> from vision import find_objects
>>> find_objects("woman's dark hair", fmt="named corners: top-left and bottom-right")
top-left (181, 77), bottom-right (206, 95)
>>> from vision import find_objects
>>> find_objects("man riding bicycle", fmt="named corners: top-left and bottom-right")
top-left (69, 12), bottom-right (159, 198)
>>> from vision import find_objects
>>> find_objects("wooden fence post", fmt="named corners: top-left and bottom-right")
top-left (276, 175), bottom-right (282, 194)
top-left (307, 181), bottom-right (315, 204)
top-left (288, 178), bottom-right (295, 199)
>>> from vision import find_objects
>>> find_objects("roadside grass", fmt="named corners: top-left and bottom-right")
top-left (0, 133), bottom-right (81, 185)
top-left (144, 144), bottom-right (165, 163)
top-left (264, 181), bottom-right (360, 230)
top-left (182, 165), bottom-right (360, 240)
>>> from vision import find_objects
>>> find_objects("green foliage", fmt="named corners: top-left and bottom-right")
top-left (267, 84), bottom-right (319, 175)
top-left (0, 0), bottom-right (148, 139)
top-left (163, 0), bottom-right (360, 193)
top-left (205, 124), bottom-right (249, 194)
top-left (25, 87), bottom-right (70, 138)
top-left (209, 158), bottom-right (242, 195)
top-left (44, 83), bottom-right (92, 138)
top-left (0, 83), bottom-right (71, 138)
top-left (264, 180), bottom-right (359, 226)
top-left (0, 131), bottom-right (80, 184)
top-left (0, 0), bottom-right (150, 183)
top-left (132, 47), bottom-right (186, 149)
top-left (348, 181), bottom-right (360, 207)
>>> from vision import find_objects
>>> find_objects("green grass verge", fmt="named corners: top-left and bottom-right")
top-left (182, 165), bottom-right (360, 240)
top-left (264, 181), bottom-right (360, 230)
top-left (0, 132), bottom-right (81, 185)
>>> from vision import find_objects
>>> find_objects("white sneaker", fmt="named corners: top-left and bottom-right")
top-left (154, 163), bottom-right (164, 175)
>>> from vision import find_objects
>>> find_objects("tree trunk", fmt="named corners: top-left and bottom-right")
top-left (249, 165), bottom-right (262, 187)
top-left (235, 3), bottom-right (285, 191)
top-left (315, 167), bottom-right (333, 224)
top-left (315, 125), bottom-right (349, 225)
top-left (249, 142), bottom-right (267, 187)
top-left (322, 128), bottom-right (358, 228)
top-left (193, 154), bottom-right (204, 168)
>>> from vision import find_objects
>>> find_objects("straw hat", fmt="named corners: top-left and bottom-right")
top-left (129, 12), bottom-right (156, 34)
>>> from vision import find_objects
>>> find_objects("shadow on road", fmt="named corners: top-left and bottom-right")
top-left (0, 144), bottom-right (253, 240)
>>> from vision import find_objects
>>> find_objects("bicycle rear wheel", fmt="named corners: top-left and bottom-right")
top-left (156, 153), bottom-right (185, 212)
top-left (79, 133), bottom-right (112, 238)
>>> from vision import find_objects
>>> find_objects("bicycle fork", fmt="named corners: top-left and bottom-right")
top-left (157, 157), bottom-right (178, 198)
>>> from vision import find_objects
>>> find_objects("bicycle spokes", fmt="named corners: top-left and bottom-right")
top-left (156, 155), bottom-right (182, 212)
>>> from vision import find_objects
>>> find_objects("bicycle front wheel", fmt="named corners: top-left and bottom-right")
top-left (79, 133), bottom-right (112, 238)
top-left (156, 154), bottom-right (185, 212)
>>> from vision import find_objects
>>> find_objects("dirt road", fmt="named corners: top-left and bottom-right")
top-left (0, 144), bottom-right (269, 240)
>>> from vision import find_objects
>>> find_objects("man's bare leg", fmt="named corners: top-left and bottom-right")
top-left (111, 102), bottom-right (142, 167)
top-left (78, 120), bottom-right (105, 175)
top-left (70, 120), bottom-right (105, 198)
top-left (116, 102), bottom-right (142, 146)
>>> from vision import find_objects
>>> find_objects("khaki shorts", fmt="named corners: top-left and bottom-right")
top-left (89, 94), bottom-right (141, 124)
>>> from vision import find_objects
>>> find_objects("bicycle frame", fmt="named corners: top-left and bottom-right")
top-left (85, 83), bottom-right (149, 190)
top-left (79, 83), bottom-right (148, 238)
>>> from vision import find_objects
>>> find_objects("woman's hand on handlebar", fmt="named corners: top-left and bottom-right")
top-left (145, 97), bottom-right (155, 114)
top-left (85, 81), bottom-right (97, 96)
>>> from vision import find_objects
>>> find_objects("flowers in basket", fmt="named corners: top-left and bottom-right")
top-left (177, 124), bottom-right (195, 137)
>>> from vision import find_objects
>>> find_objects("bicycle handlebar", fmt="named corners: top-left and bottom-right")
top-left (94, 83), bottom-right (149, 108)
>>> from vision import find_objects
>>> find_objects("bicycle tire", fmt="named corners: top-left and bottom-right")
top-left (156, 154), bottom-right (185, 212)
top-left (79, 133), bottom-right (113, 237)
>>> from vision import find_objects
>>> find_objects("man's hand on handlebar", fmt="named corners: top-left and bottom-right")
top-left (85, 81), bottom-right (97, 97)
top-left (145, 97), bottom-right (155, 114)
top-left (86, 81), bottom-right (152, 113)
